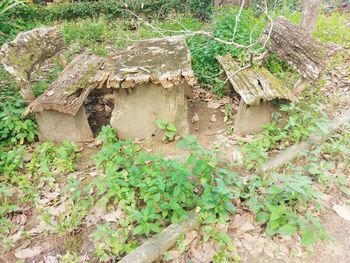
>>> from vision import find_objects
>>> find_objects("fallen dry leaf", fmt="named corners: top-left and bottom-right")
top-left (46, 90), bottom-right (55, 96)
top-left (86, 206), bottom-right (105, 226)
top-left (9, 226), bottom-right (24, 243)
top-left (183, 230), bottom-right (198, 247)
top-left (210, 114), bottom-right (217, 123)
top-left (14, 246), bottom-right (43, 259)
top-left (167, 249), bottom-right (182, 260)
top-left (12, 213), bottom-right (27, 226)
top-left (231, 149), bottom-right (243, 162)
top-left (218, 97), bottom-right (231, 105)
top-left (191, 113), bottom-right (200, 123)
top-left (333, 204), bottom-right (350, 221)
top-left (44, 255), bottom-right (59, 263)
top-left (189, 242), bottom-right (217, 263)
top-left (102, 208), bottom-right (125, 222)
top-left (229, 214), bottom-right (255, 234)
top-left (28, 220), bottom-right (54, 235)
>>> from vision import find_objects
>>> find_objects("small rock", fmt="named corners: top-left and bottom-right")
top-left (210, 114), bottom-right (217, 123)
top-left (191, 114), bottom-right (200, 123)
top-left (207, 101), bottom-right (221, 109)
top-left (44, 255), bottom-right (59, 263)
top-left (231, 149), bottom-right (243, 162)
top-left (23, 152), bottom-right (32, 163)
top-left (15, 246), bottom-right (43, 259)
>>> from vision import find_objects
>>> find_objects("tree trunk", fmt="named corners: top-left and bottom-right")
top-left (300, 0), bottom-right (322, 34)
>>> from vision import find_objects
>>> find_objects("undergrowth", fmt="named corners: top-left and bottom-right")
top-left (0, 141), bottom-right (80, 249)
top-left (241, 88), bottom-right (329, 170)
top-left (85, 126), bottom-right (329, 260)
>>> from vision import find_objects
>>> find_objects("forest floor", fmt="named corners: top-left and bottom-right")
top-left (1, 7), bottom-right (350, 263)
top-left (3, 51), bottom-right (350, 263)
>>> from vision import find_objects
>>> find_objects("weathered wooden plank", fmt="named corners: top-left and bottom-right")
top-left (217, 54), bottom-right (296, 105)
top-left (24, 54), bottom-right (105, 116)
top-left (261, 17), bottom-right (340, 81)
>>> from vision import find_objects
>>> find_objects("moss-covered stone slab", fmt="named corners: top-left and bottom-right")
top-left (107, 36), bottom-right (196, 90)
top-left (24, 54), bottom-right (105, 116)
top-left (0, 27), bottom-right (64, 84)
top-left (0, 27), bottom-right (65, 104)
top-left (261, 17), bottom-right (340, 81)
top-left (217, 54), bottom-right (296, 106)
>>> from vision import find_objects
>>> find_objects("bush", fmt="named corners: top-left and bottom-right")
top-left (187, 6), bottom-right (266, 93)
top-left (187, 0), bottom-right (212, 21)
top-left (12, 0), bottom-right (188, 22)
top-left (0, 68), bottom-right (37, 148)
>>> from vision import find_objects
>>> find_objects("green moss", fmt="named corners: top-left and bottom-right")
top-left (66, 63), bottom-right (98, 95)
top-left (63, 233), bottom-right (84, 254)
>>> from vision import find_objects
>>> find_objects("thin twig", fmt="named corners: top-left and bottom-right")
top-left (124, 0), bottom-right (274, 81)
top-left (232, 0), bottom-right (245, 42)
top-left (224, 64), bottom-right (250, 84)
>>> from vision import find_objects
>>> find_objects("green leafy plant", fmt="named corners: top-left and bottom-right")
top-left (55, 197), bottom-right (94, 235)
top-left (91, 127), bottom-right (241, 258)
top-left (156, 119), bottom-right (178, 141)
top-left (223, 104), bottom-right (234, 123)
top-left (187, 0), bottom-right (212, 21)
top-left (0, 0), bottom-right (26, 19)
top-left (28, 141), bottom-right (80, 181)
top-left (241, 95), bottom-right (329, 170)
top-left (0, 141), bottom-right (80, 248)
top-left (187, 6), bottom-right (266, 90)
top-left (245, 173), bottom-right (329, 245)
top-left (0, 100), bottom-right (37, 148)
top-left (58, 251), bottom-right (81, 263)
top-left (91, 223), bottom-right (137, 261)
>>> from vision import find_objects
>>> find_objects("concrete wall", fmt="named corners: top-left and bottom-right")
top-left (110, 83), bottom-right (190, 140)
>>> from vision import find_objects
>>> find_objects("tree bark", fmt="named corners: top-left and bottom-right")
top-left (300, 0), bottom-right (322, 34)
top-left (262, 17), bottom-right (340, 81)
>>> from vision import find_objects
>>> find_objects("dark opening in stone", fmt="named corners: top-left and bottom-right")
top-left (85, 88), bottom-right (115, 136)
